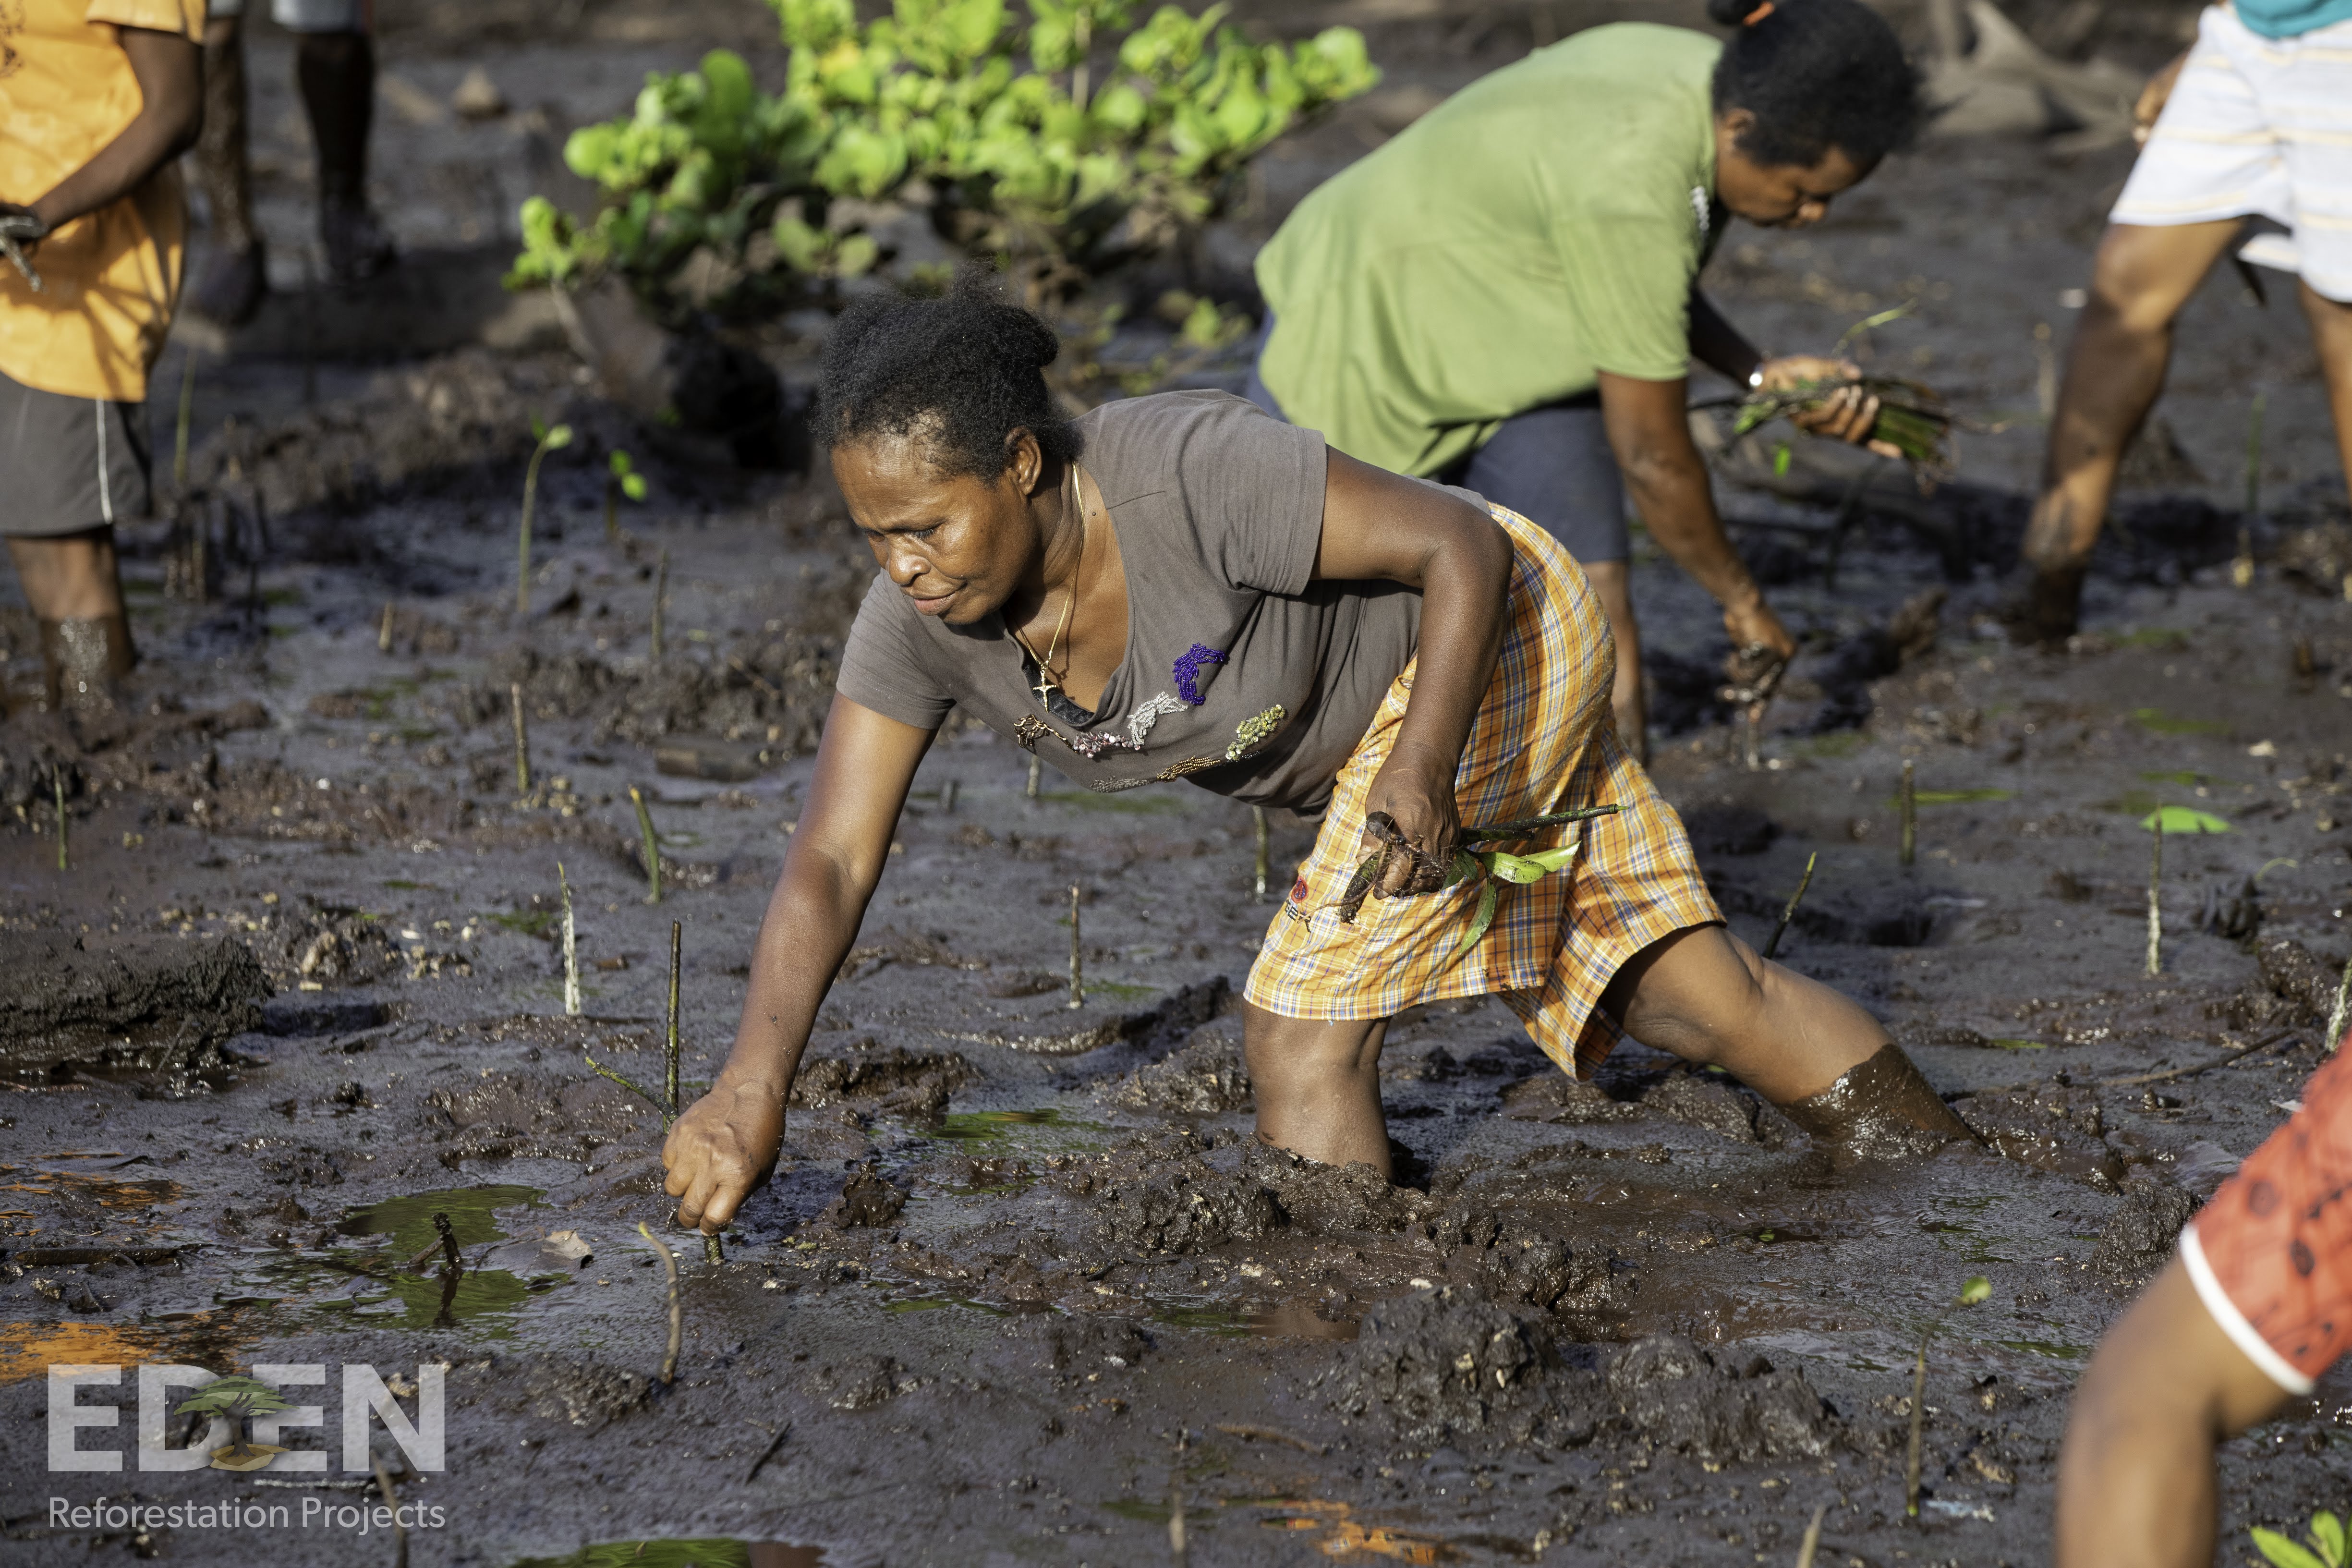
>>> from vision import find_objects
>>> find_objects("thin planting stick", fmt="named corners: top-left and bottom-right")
top-left (941, 778), bottom-right (959, 814)
top-left (378, 603), bottom-right (394, 653)
top-left (651, 547), bottom-right (668, 663)
top-left (558, 861), bottom-right (580, 1017)
top-left (1168, 1438), bottom-right (1188, 1568)
top-left (2236, 390), bottom-right (2266, 589)
top-left (1067, 884), bottom-right (1083, 1010)
top-left (636, 1222), bottom-right (682, 1386)
top-left (2146, 818), bottom-right (2163, 978)
top-left (173, 349), bottom-right (197, 495)
top-left (630, 786), bottom-right (663, 904)
top-left (1252, 806), bottom-right (1269, 903)
top-left (2325, 953), bottom-right (2351, 1053)
top-left (1904, 1329), bottom-right (1927, 1518)
top-left (1026, 754), bottom-right (1042, 801)
top-left (1899, 760), bottom-right (1916, 869)
top-left (53, 769), bottom-right (66, 873)
top-left (510, 683), bottom-right (532, 797)
top-left (1762, 851), bottom-right (1817, 961)
top-left (1794, 1503), bottom-right (1827, 1568)
top-left (666, 920), bottom-right (682, 1116)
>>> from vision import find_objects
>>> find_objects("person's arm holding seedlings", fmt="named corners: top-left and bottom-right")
top-left (662, 697), bottom-right (930, 1233)
top-left (1312, 450), bottom-right (1514, 888)
top-left (2055, 1042), bottom-right (2352, 1568)
top-left (1685, 286), bottom-right (1889, 451)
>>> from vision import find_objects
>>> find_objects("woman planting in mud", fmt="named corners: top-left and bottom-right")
top-left (662, 278), bottom-right (1971, 1235)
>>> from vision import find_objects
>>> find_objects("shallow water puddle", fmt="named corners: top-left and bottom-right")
top-left (1151, 1299), bottom-right (1362, 1340)
top-left (236, 1184), bottom-right (570, 1333)
top-left (506, 1543), bottom-right (825, 1567)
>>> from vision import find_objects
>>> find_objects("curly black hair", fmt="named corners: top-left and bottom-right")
top-left (1707, 0), bottom-right (1921, 170)
top-left (814, 268), bottom-right (1082, 479)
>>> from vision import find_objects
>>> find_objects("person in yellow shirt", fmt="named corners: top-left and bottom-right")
top-left (0, 0), bottom-right (203, 713)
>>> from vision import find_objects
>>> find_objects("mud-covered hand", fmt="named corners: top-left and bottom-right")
top-left (1359, 742), bottom-right (1462, 899)
top-left (1759, 355), bottom-right (1900, 459)
top-left (662, 1070), bottom-right (785, 1234)
top-left (1721, 593), bottom-right (1795, 666)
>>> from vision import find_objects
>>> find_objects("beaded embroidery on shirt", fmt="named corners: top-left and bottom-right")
top-left (1173, 644), bottom-right (1226, 705)
top-left (1063, 692), bottom-right (1187, 758)
top-left (1226, 705), bottom-right (1285, 760)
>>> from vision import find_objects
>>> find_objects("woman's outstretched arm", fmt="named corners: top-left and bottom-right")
top-left (1312, 449), bottom-right (1515, 894)
top-left (663, 695), bottom-right (933, 1232)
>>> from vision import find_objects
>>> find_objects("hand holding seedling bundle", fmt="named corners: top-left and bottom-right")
top-left (1734, 308), bottom-right (1954, 478)
top-left (1328, 805), bottom-right (1622, 957)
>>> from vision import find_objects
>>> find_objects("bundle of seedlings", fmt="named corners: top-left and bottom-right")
top-left (1727, 304), bottom-right (1955, 483)
top-left (1328, 805), bottom-right (1622, 953)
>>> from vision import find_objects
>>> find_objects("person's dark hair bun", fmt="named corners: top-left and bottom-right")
top-left (816, 266), bottom-right (1081, 478)
top-left (1711, 0), bottom-right (1920, 168)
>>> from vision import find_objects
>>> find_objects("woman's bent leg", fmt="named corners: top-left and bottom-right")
top-left (1599, 924), bottom-right (1973, 1149)
top-left (1245, 1004), bottom-right (1392, 1175)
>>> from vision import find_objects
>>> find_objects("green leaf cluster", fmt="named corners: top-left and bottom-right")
top-left (2255, 1512), bottom-right (2348, 1568)
top-left (509, 0), bottom-right (1376, 312)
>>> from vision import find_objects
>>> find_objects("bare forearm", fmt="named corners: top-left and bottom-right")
top-left (1390, 523), bottom-right (1512, 773)
top-left (721, 849), bottom-right (876, 1097)
top-left (2055, 1397), bottom-right (2219, 1568)
top-left (1620, 445), bottom-right (1757, 612)
top-left (29, 32), bottom-right (201, 231)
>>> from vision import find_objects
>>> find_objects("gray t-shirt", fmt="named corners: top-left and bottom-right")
top-left (834, 390), bottom-right (1429, 816)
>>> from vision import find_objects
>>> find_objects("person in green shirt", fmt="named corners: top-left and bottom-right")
top-left (1249, 0), bottom-right (1920, 757)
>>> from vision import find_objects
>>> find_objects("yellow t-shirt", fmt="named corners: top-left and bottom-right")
top-left (0, 0), bottom-right (204, 402)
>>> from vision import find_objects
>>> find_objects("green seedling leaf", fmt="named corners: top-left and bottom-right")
top-left (609, 449), bottom-right (636, 476)
top-left (621, 474), bottom-right (648, 501)
top-left (2312, 1514), bottom-right (2347, 1567)
top-left (1483, 850), bottom-right (1549, 885)
top-left (1831, 298), bottom-right (1916, 358)
top-left (2140, 806), bottom-right (2231, 835)
top-left (1453, 878), bottom-right (1499, 959)
top-left (1955, 1276), bottom-right (1991, 1306)
top-left (531, 416), bottom-right (547, 440)
top-left (544, 424), bottom-right (575, 450)
top-left (1772, 442), bottom-right (1793, 478)
top-left (2253, 1527), bottom-right (2332, 1568)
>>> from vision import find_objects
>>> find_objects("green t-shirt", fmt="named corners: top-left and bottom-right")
top-left (1253, 23), bottom-right (1722, 477)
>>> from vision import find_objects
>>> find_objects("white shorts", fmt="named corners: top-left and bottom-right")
top-left (204, 0), bottom-right (369, 30)
top-left (2112, 3), bottom-right (2352, 302)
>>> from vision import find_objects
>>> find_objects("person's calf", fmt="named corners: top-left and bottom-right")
top-left (1243, 1005), bottom-right (1392, 1175)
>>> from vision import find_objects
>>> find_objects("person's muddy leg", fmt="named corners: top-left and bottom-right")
top-left (189, 12), bottom-right (268, 327)
top-left (2299, 279), bottom-right (2352, 505)
top-left (1580, 559), bottom-right (1647, 763)
top-left (8, 530), bottom-right (135, 711)
top-left (1243, 1003), bottom-right (1392, 1175)
top-left (2014, 219), bottom-right (2241, 641)
top-left (1598, 923), bottom-right (1973, 1149)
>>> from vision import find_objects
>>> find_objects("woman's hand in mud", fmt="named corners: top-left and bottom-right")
top-left (1360, 741), bottom-right (1463, 897)
top-left (1720, 593), bottom-right (1795, 666)
top-left (662, 1070), bottom-right (785, 1233)
top-left (1759, 355), bottom-right (1898, 457)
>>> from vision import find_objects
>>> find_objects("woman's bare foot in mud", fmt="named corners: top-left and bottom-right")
top-left (1243, 1003), bottom-right (1394, 1177)
top-left (1600, 923), bottom-right (1976, 1157)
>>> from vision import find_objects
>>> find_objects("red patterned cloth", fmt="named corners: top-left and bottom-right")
top-left (2182, 1036), bottom-right (2352, 1394)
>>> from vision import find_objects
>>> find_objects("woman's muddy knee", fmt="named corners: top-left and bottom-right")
top-left (1776, 1041), bottom-right (1980, 1162)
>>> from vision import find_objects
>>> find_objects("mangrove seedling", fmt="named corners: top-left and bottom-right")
top-left (175, 1374), bottom-right (293, 1471)
top-left (2146, 815), bottom-right (2164, 978)
top-left (605, 448), bottom-right (646, 541)
top-left (1906, 1275), bottom-right (1992, 1519)
top-left (630, 785), bottom-right (663, 904)
top-left (1762, 852), bottom-right (1818, 962)
top-left (1899, 760), bottom-right (1917, 869)
top-left (52, 767), bottom-right (66, 874)
top-left (665, 920), bottom-right (682, 1113)
top-left (2254, 1510), bottom-right (2349, 1568)
top-left (515, 418), bottom-right (574, 617)
top-left (636, 1222), bottom-right (682, 1386)
top-left (558, 860), bottom-right (580, 1017)
top-left (1067, 884), bottom-right (1084, 1009)
top-left (1326, 805), bottom-right (1622, 957)
top-left (510, 682), bottom-right (532, 798)
top-left (2325, 951), bottom-right (2351, 1054)
top-left (1253, 805), bottom-right (1270, 903)
top-left (1732, 303), bottom-right (1953, 477)
top-left (650, 546), bottom-right (669, 662)
top-left (378, 602), bottom-right (395, 653)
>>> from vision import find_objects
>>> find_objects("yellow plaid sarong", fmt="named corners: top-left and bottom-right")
top-left (1244, 508), bottom-right (1721, 1080)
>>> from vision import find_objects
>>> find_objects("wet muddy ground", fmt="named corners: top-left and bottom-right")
top-left (7, 1), bottom-right (2352, 1564)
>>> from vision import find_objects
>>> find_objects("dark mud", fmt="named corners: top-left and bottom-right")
top-left (9, 1), bottom-right (2352, 1564)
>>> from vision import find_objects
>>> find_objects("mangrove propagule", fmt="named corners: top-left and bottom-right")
top-left (1762, 851), bottom-right (1817, 962)
top-left (630, 786), bottom-right (663, 904)
top-left (510, 682), bottom-right (532, 798)
top-left (1067, 884), bottom-right (1084, 1009)
top-left (636, 1222), bottom-right (682, 1386)
top-left (1899, 760), bottom-right (1916, 869)
top-left (558, 861), bottom-right (580, 1017)
top-left (2146, 817), bottom-right (2164, 978)
top-left (516, 420), bottom-right (573, 617)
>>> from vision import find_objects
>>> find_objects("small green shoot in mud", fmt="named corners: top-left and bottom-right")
top-left (630, 786), bottom-right (663, 903)
top-left (605, 449), bottom-right (646, 541)
top-left (2253, 1511), bottom-right (2349, 1568)
top-left (2140, 806), bottom-right (2230, 835)
top-left (1906, 1276), bottom-right (1994, 1518)
top-left (2131, 707), bottom-right (2227, 736)
top-left (516, 419), bottom-right (574, 617)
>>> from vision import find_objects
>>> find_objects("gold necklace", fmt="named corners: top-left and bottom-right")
top-left (1012, 467), bottom-right (1086, 706)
